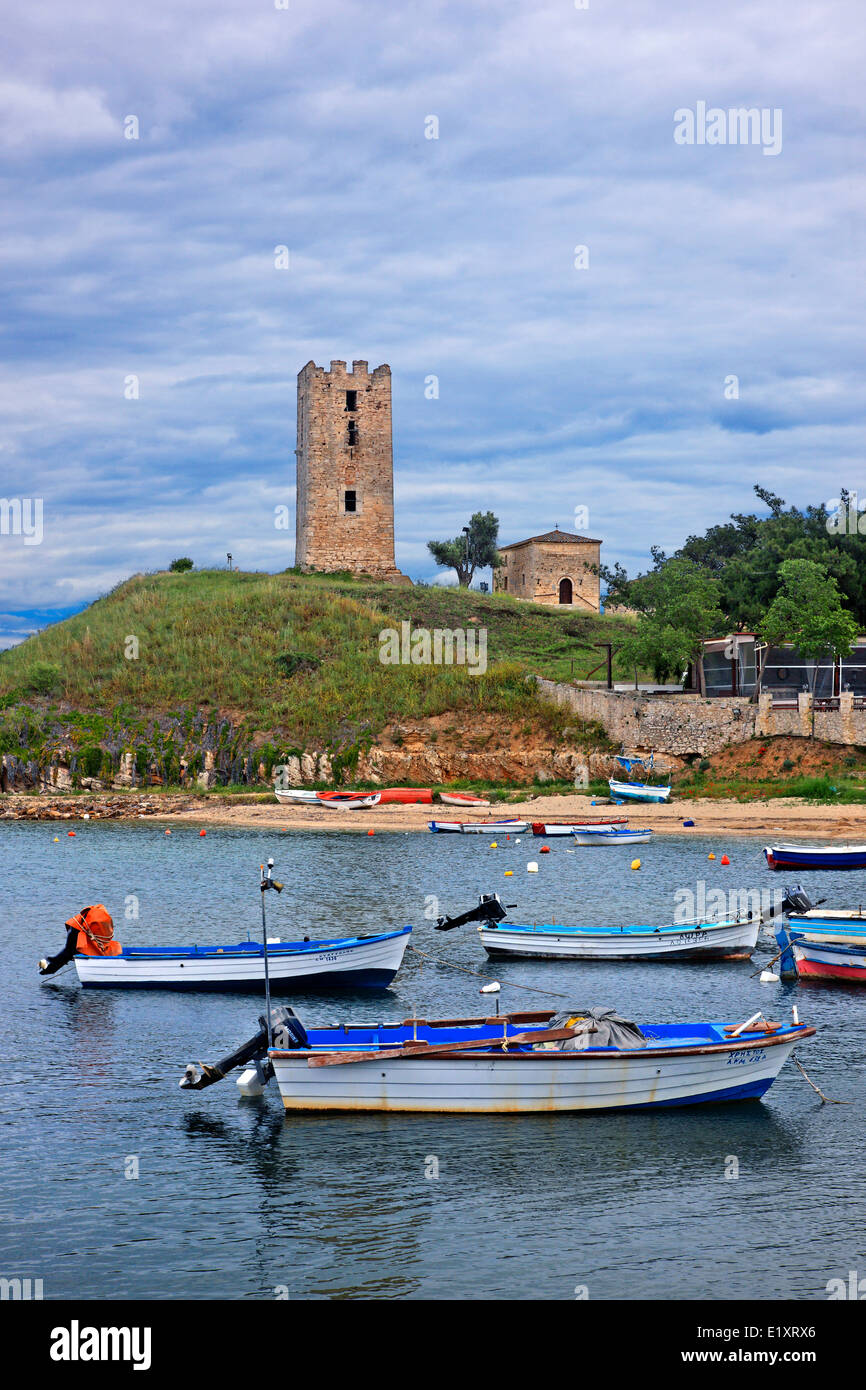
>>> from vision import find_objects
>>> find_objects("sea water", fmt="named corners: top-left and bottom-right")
top-left (2, 820), bottom-right (863, 1300)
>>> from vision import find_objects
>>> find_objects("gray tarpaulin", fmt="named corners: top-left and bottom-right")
top-left (537, 1007), bottom-right (647, 1051)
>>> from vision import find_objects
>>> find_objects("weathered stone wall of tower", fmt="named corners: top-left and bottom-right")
top-left (295, 359), bottom-right (408, 580)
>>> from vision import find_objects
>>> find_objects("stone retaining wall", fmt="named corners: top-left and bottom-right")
top-left (536, 680), bottom-right (866, 756)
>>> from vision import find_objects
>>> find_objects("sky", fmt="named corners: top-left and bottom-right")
top-left (0, 0), bottom-right (863, 646)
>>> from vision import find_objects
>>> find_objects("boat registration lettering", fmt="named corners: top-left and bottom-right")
top-left (316, 953), bottom-right (340, 964)
top-left (728, 1049), bottom-right (765, 1065)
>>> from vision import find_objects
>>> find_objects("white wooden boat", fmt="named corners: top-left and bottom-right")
top-left (39, 905), bottom-right (411, 991)
top-left (317, 793), bottom-right (381, 810)
top-left (427, 820), bottom-right (465, 833)
top-left (608, 779), bottom-right (671, 803)
top-left (265, 1010), bottom-right (814, 1113)
top-left (571, 826), bottom-right (653, 845)
top-left (765, 843), bottom-right (866, 870)
top-left (789, 936), bottom-right (866, 983)
top-left (531, 818), bottom-right (628, 836)
top-left (274, 789), bottom-right (321, 804)
top-left (439, 792), bottom-right (491, 807)
top-left (478, 916), bottom-right (760, 961)
top-left (459, 820), bottom-right (527, 834)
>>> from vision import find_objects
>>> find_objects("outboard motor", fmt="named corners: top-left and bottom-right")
top-left (180, 1005), bottom-right (308, 1092)
top-left (780, 884), bottom-right (819, 916)
top-left (38, 926), bottom-right (80, 977)
top-left (436, 893), bottom-right (510, 932)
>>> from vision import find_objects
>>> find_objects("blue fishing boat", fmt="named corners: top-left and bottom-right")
top-left (181, 1006), bottom-right (815, 1113)
top-left (435, 893), bottom-right (765, 960)
top-left (608, 752), bottom-right (671, 803)
top-left (765, 843), bottom-right (866, 870)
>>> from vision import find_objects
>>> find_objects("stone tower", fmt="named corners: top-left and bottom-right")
top-left (295, 359), bottom-right (409, 581)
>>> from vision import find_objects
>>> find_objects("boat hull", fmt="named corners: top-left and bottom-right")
top-left (791, 938), bottom-right (866, 983)
top-left (571, 829), bottom-right (652, 845)
top-left (440, 793), bottom-right (490, 807)
top-left (478, 918), bottom-right (759, 961)
top-left (73, 927), bottom-right (411, 991)
top-left (531, 819), bottom-right (628, 836)
top-left (608, 779), bottom-right (670, 803)
top-left (765, 844), bottom-right (866, 870)
top-left (270, 1023), bottom-right (810, 1114)
top-left (459, 821), bottom-right (527, 834)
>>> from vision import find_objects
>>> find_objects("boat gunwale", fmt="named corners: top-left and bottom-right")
top-left (270, 1026), bottom-right (815, 1063)
top-left (81, 924), bottom-right (411, 961)
top-left (480, 919), bottom-right (756, 939)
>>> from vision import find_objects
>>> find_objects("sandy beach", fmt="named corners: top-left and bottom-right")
top-left (151, 792), bottom-right (864, 837)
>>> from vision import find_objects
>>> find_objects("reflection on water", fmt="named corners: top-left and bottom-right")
top-left (2, 820), bottom-right (864, 1299)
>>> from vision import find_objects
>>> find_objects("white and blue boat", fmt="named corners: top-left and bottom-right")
top-left (765, 843), bottom-right (866, 871)
top-left (608, 752), bottom-right (671, 803)
top-left (571, 826), bottom-right (653, 846)
top-left (772, 890), bottom-right (866, 982)
top-left (264, 1010), bottom-right (813, 1113)
top-left (608, 779), bottom-right (671, 804)
top-left (180, 1005), bottom-right (815, 1113)
top-left (39, 905), bottom-right (411, 991)
top-left (435, 893), bottom-right (761, 960)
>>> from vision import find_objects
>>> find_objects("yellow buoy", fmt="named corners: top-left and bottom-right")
top-left (53, 836), bottom-right (59, 842)
top-left (490, 841), bottom-right (498, 848)
top-left (631, 858), bottom-right (641, 870)
top-left (504, 869), bottom-right (513, 876)
top-left (708, 852), bottom-right (715, 860)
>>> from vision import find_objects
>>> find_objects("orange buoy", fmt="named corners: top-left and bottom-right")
top-left (199, 829), bottom-right (206, 837)
top-left (721, 854), bottom-right (730, 865)
top-left (367, 829), bottom-right (375, 835)
top-left (67, 831), bottom-right (76, 837)
top-left (540, 845), bottom-right (551, 854)
top-left (165, 829), bottom-right (171, 836)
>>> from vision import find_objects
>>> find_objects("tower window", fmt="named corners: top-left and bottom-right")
top-left (347, 419), bottom-right (358, 446)
top-left (344, 490), bottom-right (357, 513)
top-left (345, 390), bottom-right (357, 411)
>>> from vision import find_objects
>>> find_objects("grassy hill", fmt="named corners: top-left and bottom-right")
top-left (0, 569), bottom-right (636, 787)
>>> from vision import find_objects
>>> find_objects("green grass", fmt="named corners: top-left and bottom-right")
top-left (0, 569), bottom-right (629, 784)
top-left (676, 770), bottom-right (866, 804)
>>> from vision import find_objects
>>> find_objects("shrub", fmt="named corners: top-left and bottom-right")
top-left (77, 745), bottom-right (103, 778)
top-left (26, 662), bottom-right (61, 695)
top-left (169, 558), bottom-right (194, 572)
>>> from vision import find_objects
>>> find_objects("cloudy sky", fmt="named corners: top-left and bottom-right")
top-left (0, 0), bottom-right (862, 645)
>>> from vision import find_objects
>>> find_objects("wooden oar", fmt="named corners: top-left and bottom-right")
top-left (307, 1025), bottom-right (583, 1068)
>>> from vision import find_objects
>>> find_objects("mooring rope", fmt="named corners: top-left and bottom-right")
top-left (407, 943), bottom-right (571, 999)
top-left (792, 1055), bottom-right (850, 1105)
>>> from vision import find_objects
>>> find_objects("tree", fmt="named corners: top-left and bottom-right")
top-left (427, 511), bottom-right (502, 587)
top-left (608, 559), bottom-right (724, 688)
top-left (169, 557), bottom-right (194, 572)
top-left (758, 558), bottom-right (858, 733)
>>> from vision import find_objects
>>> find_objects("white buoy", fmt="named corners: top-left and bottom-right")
top-left (527, 861), bottom-right (539, 873)
top-left (480, 981), bottom-right (501, 994)
top-left (759, 969), bottom-right (780, 983)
